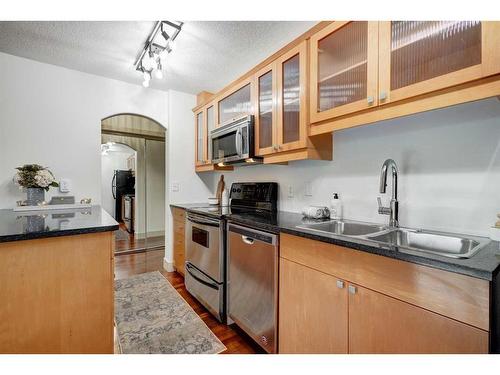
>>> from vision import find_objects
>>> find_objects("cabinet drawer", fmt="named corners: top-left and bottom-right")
top-left (280, 233), bottom-right (490, 330)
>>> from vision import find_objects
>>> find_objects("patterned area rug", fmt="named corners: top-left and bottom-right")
top-left (115, 271), bottom-right (226, 354)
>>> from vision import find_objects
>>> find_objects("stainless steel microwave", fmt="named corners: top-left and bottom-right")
top-left (209, 115), bottom-right (261, 165)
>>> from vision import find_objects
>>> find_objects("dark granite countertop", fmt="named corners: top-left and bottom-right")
top-left (0, 205), bottom-right (119, 243)
top-left (170, 203), bottom-right (500, 280)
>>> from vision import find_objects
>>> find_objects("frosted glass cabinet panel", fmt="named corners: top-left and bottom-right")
top-left (281, 54), bottom-right (301, 145)
top-left (218, 83), bottom-right (252, 126)
top-left (390, 21), bottom-right (481, 90)
top-left (310, 22), bottom-right (379, 123)
top-left (378, 21), bottom-right (500, 104)
top-left (257, 69), bottom-right (275, 153)
top-left (206, 105), bottom-right (215, 161)
top-left (195, 111), bottom-right (205, 165)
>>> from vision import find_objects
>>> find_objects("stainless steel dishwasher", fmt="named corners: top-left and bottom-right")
top-left (227, 222), bottom-right (278, 353)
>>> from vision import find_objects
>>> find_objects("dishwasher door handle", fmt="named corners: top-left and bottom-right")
top-left (241, 235), bottom-right (254, 245)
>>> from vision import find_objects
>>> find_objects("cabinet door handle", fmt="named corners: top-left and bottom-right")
top-left (379, 91), bottom-right (387, 101)
top-left (367, 96), bottom-right (374, 105)
top-left (348, 285), bottom-right (357, 294)
top-left (336, 280), bottom-right (344, 289)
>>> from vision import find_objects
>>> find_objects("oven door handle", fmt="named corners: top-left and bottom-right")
top-left (187, 216), bottom-right (220, 227)
top-left (235, 127), bottom-right (242, 156)
top-left (185, 263), bottom-right (218, 290)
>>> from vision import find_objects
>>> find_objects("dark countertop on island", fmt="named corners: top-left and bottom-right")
top-left (171, 203), bottom-right (500, 280)
top-left (0, 205), bottom-right (119, 243)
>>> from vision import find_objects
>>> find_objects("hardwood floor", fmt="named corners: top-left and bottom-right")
top-left (114, 249), bottom-right (262, 354)
top-left (115, 223), bottom-right (165, 254)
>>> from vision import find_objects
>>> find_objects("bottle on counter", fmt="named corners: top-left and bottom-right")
top-left (330, 193), bottom-right (343, 220)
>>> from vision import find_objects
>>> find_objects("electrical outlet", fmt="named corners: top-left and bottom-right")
top-left (287, 185), bottom-right (294, 198)
top-left (172, 182), bottom-right (180, 192)
top-left (305, 182), bottom-right (313, 197)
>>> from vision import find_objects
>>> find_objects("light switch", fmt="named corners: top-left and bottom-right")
top-left (59, 179), bottom-right (71, 193)
top-left (172, 182), bottom-right (180, 192)
top-left (287, 185), bottom-right (294, 198)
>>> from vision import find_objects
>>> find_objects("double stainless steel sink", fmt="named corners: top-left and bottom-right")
top-left (296, 219), bottom-right (490, 259)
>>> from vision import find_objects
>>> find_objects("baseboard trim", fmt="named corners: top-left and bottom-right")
top-left (163, 258), bottom-right (175, 272)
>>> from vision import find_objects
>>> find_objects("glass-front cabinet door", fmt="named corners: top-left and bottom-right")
top-left (194, 109), bottom-right (206, 166)
top-left (378, 21), bottom-right (500, 104)
top-left (276, 41), bottom-right (307, 152)
top-left (310, 21), bottom-right (379, 123)
top-left (206, 103), bottom-right (215, 161)
top-left (217, 80), bottom-right (252, 126)
top-left (254, 63), bottom-right (277, 156)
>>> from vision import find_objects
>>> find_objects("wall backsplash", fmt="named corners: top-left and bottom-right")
top-left (213, 97), bottom-right (500, 237)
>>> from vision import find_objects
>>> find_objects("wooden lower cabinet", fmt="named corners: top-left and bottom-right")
top-left (172, 208), bottom-right (186, 276)
top-left (278, 234), bottom-right (490, 354)
top-left (0, 232), bottom-right (114, 353)
top-left (348, 284), bottom-right (489, 354)
top-left (279, 258), bottom-right (348, 353)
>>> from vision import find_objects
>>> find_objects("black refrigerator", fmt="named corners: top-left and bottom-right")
top-left (112, 170), bottom-right (135, 221)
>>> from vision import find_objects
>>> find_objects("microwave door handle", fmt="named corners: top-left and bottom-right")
top-left (235, 128), bottom-right (242, 156)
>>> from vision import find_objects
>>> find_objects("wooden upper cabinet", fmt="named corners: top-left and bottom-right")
top-left (378, 21), bottom-right (500, 104)
top-left (217, 80), bottom-right (252, 126)
top-left (348, 284), bottom-right (489, 354)
top-left (254, 62), bottom-right (277, 156)
top-left (310, 21), bottom-right (379, 123)
top-left (254, 41), bottom-right (309, 156)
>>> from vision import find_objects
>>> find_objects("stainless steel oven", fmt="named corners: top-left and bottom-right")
top-left (210, 115), bottom-right (260, 165)
top-left (185, 212), bottom-right (225, 322)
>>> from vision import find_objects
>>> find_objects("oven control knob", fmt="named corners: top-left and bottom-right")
top-left (237, 188), bottom-right (241, 193)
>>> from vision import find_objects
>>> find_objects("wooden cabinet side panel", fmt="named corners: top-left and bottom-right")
top-left (280, 233), bottom-right (490, 331)
top-left (172, 210), bottom-right (186, 276)
top-left (0, 232), bottom-right (114, 353)
top-left (349, 285), bottom-right (489, 354)
top-left (279, 258), bottom-right (348, 353)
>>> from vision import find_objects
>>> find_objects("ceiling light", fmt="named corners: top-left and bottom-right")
top-left (134, 21), bottom-right (182, 87)
top-left (154, 61), bottom-right (163, 79)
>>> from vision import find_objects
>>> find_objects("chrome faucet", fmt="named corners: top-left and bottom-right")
top-left (377, 159), bottom-right (399, 227)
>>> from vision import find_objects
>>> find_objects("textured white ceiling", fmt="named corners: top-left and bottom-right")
top-left (0, 21), bottom-right (316, 94)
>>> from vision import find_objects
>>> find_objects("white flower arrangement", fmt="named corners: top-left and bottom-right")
top-left (13, 164), bottom-right (59, 191)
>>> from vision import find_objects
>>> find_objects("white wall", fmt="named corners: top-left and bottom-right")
top-left (100, 148), bottom-right (135, 218)
top-left (0, 52), bottom-right (168, 209)
top-left (165, 89), bottom-right (212, 266)
top-left (212, 98), bottom-right (500, 237)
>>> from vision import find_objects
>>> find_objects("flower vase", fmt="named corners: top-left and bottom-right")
top-left (26, 188), bottom-right (45, 206)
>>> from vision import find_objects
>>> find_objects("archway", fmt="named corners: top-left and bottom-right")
top-left (100, 114), bottom-right (166, 262)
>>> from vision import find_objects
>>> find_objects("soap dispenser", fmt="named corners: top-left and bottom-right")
top-left (330, 193), bottom-right (343, 220)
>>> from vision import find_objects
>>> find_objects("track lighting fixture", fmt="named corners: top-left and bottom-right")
top-left (134, 21), bottom-right (183, 87)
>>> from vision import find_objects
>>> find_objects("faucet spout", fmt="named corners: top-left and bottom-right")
top-left (377, 159), bottom-right (399, 227)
